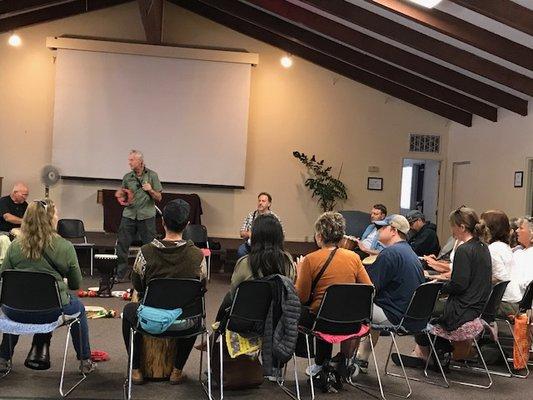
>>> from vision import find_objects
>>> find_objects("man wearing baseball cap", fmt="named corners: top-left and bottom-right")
top-left (354, 214), bottom-right (425, 374)
top-left (121, 199), bottom-right (206, 385)
top-left (406, 210), bottom-right (440, 257)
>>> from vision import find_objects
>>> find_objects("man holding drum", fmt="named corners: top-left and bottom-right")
top-left (355, 204), bottom-right (387, 257)
top-left (115, 150), bottom-right (162, 282)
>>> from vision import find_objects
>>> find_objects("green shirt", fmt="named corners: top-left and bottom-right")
top-left (121, 167), bottom-right (162, 220)
top-left (1, 236), bottom-right (82, 306)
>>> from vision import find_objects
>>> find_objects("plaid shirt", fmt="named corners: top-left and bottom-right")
top-left (240, 210), bottom-right (282, 232)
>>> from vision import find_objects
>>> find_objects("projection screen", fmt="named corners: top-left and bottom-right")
top-left (51, 48), bottom-right (252, 187)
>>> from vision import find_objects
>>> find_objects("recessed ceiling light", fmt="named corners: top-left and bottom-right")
top-left (280, 54), bottom-right (293, 68)
top-left (407, 0), bottom-right (442, 8)
top-left (8, 33), bottom-right (22, 47)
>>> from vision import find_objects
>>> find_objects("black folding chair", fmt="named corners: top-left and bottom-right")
top-left (424, 282), bottom-right (508, 390)
top-left (297, 284), bottom-right (374, 400)
top-left (57, 219), bottom-right (95, 276)
top-left (348, 282), bottom-right (443, 399)
top-left (0, 270), bottom-right (89, 397)
top-left (211, 280), bottom-right (276, 400)
top-left (183, 225), bottom-right (212, 280)
top-left (123, 278), bottom-right (211, 400)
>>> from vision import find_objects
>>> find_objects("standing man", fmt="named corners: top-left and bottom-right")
top-left (355, 204), bottom-right (387, 257)
top-left (0, 182), bottom-right (29, 234)
top-left (406, 210), bottom-right (440, 257)
top-left (115, 150), bottom-right (162, 281)
top-left (237, 192), bottom-right (281, 259)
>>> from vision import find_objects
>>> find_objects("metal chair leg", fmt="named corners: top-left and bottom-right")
top-left (123, 328), bottom-right (134, 400)
top-left (219, 333), bottom-right (224, 400)
top-left (305, 335), bottom-right (315, 400)
top-left (59, 320), bottom-right (87, 397)
top-left (200, 331), bottom-right (214, 400)
top-left (449, 339), bottom-right (493, 389)
top-left (277, 355), bottom-right (301, 400)
top-left (349, 334), bottom-right (387, 400)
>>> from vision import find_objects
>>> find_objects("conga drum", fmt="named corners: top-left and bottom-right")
top-left (338, 235), bottom-right (357, 251)
top-left (362, 255), bottom-right (377, 266)
top-left (131, 291), bottom-right (178, 380)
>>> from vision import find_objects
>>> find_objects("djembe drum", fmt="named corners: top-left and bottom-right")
top-left (94, 254), bottom-right (117, 297)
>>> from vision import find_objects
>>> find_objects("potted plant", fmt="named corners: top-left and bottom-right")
top-left (293, 151), bottom-right (347, 212)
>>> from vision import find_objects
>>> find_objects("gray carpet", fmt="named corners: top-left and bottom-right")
top-left (0, 273), bottom-right (531, 400)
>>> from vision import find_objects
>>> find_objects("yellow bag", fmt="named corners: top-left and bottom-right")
top-left (225, 329), bottom-right (261, 358)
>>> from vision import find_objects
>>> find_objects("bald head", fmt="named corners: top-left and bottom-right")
top-left (11, 182), bottom-right (29, 204)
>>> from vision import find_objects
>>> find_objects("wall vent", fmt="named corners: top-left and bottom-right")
top-left (409, 134), bottom-right (440, 153)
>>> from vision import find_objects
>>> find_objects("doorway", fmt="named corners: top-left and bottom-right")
top-left (400, 158), bottom-right (441, 224)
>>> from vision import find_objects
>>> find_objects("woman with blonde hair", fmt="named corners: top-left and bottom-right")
top-left (0, 199), bottom-right (94, 374)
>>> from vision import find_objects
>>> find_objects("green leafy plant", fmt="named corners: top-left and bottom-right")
top-left (293, 151), bottom-right (347, 212)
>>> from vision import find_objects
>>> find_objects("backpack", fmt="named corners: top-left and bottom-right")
top-left (137, 305), bottom-right (182, 334)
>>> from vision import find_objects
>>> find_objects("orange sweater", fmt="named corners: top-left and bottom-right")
top-left (295, 248), bottom-right (372, 313)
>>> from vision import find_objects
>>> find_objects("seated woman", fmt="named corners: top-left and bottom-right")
top-left (295, 212), bottom-right (372, 377)
top-left (499, 217), bottom-right (533, 317)
top-left (214, 213), bottom-right (294, 326)
top-left (0, 199), bottom-right (94, 373)
top-left (481, 210), bottom-right (513, 283)
top-left (421, 236), bottom-right (460, 277)
top-left (394, 206), bottom-right (492, 367)
top-left (122, 199), bottom-right (206, 385)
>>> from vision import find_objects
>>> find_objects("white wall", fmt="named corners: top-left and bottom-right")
top-left (445, 104), bottom-right (533, 233)
top-left (0, 2), bottom-right (451, 241)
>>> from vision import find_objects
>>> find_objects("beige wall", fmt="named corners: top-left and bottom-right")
top-left (1, 2), bottom-right (451, 241)
top-left (444, 105), bottom-right (533, 230)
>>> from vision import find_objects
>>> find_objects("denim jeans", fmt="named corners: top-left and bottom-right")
top-left (0, 297), bottom-right (91, 360)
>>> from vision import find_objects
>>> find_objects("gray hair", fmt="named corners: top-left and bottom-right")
top-left (314, 211), bottom-right (346, 245)
top-left (129, 149), bottom-right (144, 162)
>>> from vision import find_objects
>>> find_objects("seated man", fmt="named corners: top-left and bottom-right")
top-left (0, 182), bottom-right (29, 234)
top-left (355, 215), bottom-right (425, 373)
top-left (406, 210), bottom-right (440, 257)
top-left (121, 199), bottom-right (206, 385)
top-left (355, 204), bottom-right (387, 257)
top-left (237, 192), bottom-right (282, 258)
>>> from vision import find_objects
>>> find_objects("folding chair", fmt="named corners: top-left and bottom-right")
top-left (123, 278), bottom-right (211, 400)
top-left (428, 284), bottom-right (506, 390)
top-left (211, 280), bottom-right (300, 400)
top-left (496, 279), bottom-right (533, 378)
top-left (0, 270), bottom-right (89, 397)
top-left (57, 219), bottom-right (95, 276)
top-left (183, 225), bottom-right (212, 281)
top-left (297, 284), bottom-right (374, 400)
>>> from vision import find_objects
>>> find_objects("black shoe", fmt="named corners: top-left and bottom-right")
top-left (24, 342), bottom-right (50, 370)
top-left (391, 353), bottom-right (426, 369)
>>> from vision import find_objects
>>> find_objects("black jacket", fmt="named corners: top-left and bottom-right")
top-left (408, 222), bottom-right (440, 256)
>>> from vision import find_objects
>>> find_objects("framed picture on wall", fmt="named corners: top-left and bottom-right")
top-left (514, 171), bottom-right (524, 188)
top-left (367, 177), bottom-right (383, 191)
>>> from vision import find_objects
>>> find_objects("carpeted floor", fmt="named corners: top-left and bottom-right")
top-left (0, 272), bottom-right (531, 400)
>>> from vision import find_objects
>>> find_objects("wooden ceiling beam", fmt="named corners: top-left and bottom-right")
top-left (448, 0), bottom-right (533, 37)
top-left (171, 0), bottom-right (472, 126)
top-left (364, 0), bottom-right (533, 70)
top-left (299, 0), bottom-right (533, 97)
top-left (0, 0), bottom-right (58, 15)
top-left (243, 0), bottom-right (527, 116)
top-left (137, 0), bottom-right (163, 44)
top-left (204, 0), bottom-right (495, 120)
top-left (0, 0), bottom-right (131, 33)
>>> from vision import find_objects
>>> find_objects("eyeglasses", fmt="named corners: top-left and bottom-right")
top-left (34, 200), bottom-right (48, 211)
